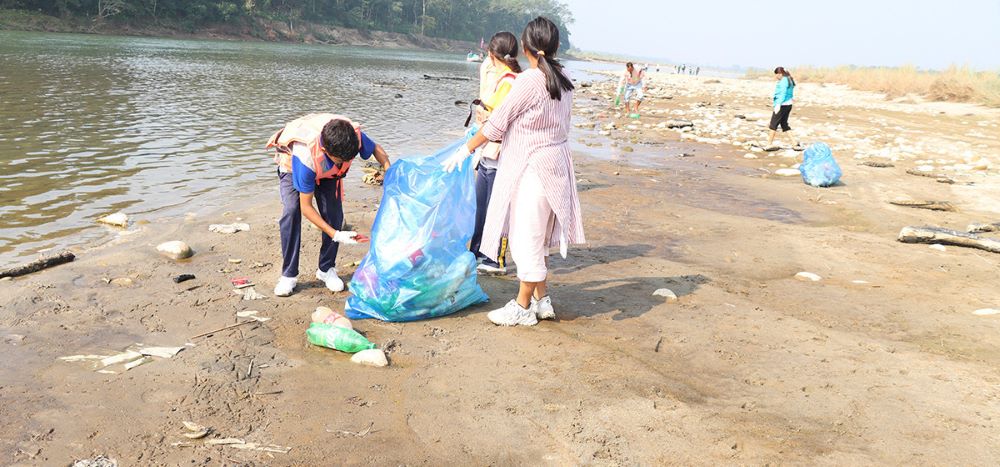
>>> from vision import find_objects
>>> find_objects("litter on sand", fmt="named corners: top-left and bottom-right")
top-left (208, 223), bottom-right (250, 234)
top-left (124, 356), bottom-right (151, 370)
top-left (236, 310), bottom-right (271, 322)
top-left (351, 348), bottom-right (389, 367)
top-left (795, 272), bottom-right (822, 282)
top-left (138, 346), bottom-right (185, 358)
top-left (236, 287), bottom-right (266, 300)
top-left (100, 350), bottom-right (144, 367)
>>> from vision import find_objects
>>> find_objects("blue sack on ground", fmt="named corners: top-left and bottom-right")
top-left (799, 142), bottom-right (842, 187)
top-left (345, 139), bottom-right (488, 322)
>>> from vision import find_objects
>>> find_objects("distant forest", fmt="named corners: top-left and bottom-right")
top-left (0, 0), bottom-right (574, 49)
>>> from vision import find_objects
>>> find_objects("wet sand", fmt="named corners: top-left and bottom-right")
top-left (2, 72), bottom-right (1000, 465)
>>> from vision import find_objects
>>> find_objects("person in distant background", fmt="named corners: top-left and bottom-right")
top-left (766, 66), bottom-right (796, 149)
top-left (618, 62), bottom-right (645, 118)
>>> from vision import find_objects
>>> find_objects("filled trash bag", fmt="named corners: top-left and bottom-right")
top-left (345, 139), bottom-right (488, 321)
top-left (799, 142), bottom-right (842, 187)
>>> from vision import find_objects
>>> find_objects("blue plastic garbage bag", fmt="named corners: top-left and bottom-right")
top-left (799, 142), bottom-right (842, 187)
top-left (345, 139), bottom-right (489, 322)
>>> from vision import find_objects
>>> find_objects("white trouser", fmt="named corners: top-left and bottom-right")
top-left (508, 165), bottom-right (566, 282)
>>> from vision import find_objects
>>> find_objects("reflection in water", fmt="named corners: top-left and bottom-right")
top-left (0, 31), bottom-right (492, 265)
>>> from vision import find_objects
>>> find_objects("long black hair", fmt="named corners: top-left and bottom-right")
top-left (774, 66), bottom-right (796, 87)
top-left (521, 16), bottom-right (574, 100)
top-left (488, 31), bottom-right (522, 73)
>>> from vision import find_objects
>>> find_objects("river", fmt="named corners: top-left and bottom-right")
top-left (0, 30), bottom-right (609, 267)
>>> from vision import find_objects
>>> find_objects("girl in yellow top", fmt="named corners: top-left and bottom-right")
top-left (470, 32), bottom-right (522, 274)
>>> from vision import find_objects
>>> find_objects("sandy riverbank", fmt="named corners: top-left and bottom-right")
top-left (2, 71), bottom-right (1000, 465)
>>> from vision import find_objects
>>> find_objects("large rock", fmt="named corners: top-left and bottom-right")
top-left (157, 241), bottom-right (193, 260)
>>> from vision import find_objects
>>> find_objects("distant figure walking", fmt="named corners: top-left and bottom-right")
top-left (766, 66), bottom-right (796, 149)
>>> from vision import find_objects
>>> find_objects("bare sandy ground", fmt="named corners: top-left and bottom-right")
top-left (2, 72), bottom-right (1000, 466)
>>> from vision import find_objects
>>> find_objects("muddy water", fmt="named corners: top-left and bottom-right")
top-left (0, 31), bottom-right (491, 266)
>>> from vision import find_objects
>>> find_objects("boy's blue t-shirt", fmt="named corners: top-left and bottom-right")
top-left (290, 132), bottom-right (376, 194)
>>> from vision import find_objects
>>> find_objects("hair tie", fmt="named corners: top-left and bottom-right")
top-left (537, 50), bottom-right (545, 57)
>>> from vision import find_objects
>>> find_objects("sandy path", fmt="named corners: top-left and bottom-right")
top-left (2, 72), bottom-right (999, 465)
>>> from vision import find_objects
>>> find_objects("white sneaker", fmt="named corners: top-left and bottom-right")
top-left (316, 268), bottom-right (345, 292)
top-left (532, 296), bottom-right (554, 320)
top-left (488, 300), bottom-right (538, 326)
top-left (273, 276), bottom-right (297, 297)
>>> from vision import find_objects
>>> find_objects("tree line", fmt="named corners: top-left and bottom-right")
top-left (1, 0), bottom-right (574, 49)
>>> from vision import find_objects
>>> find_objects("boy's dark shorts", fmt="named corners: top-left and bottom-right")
top-left (769, 105), bottom-right (793, 132)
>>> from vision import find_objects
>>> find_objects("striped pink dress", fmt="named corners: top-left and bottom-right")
top-left (478, 67), bottom-right (585, 261)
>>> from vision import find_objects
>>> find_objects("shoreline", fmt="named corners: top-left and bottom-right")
top-left (3, 70), bottom-right (1000, 464)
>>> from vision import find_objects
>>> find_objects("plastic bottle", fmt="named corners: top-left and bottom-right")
top-left (311, 306), bottom-right (353, 329)
top-left (306, 323), bottom-right (376, 353)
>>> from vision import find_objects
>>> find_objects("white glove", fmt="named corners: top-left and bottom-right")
top-left (333, 230), bottom-right (359, 244)
top-left (442, 145), bottom-right (471, 173)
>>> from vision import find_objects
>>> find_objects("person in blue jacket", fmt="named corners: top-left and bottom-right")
top-left (766, 67), bottom-right (796, 149)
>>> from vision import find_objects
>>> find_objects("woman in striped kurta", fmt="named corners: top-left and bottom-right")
top-left (442, 16), bottom-right (585, 326)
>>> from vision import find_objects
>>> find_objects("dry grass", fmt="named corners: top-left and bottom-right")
top-left (749, 65), bottom-right (1000, 107)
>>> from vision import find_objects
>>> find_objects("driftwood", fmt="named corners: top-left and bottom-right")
top-left (898, 226), bottom-right (1000, 254)
top-left (905, 169), bottom-right (955, 184)
top-left (968, 222), bottom-right (1000, 234)
top-left (0, 251), bottom-right (75, 279)
top-left (889, 199), bottom-right (956, 212)
top-left (422, 74), bottom-right (471, 81)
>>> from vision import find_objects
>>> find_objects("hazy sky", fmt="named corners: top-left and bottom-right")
top-left (566, 0), bottom-right (1000, 70)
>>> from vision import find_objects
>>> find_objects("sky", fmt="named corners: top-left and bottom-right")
top-left (565, 0), bottom-right (1000, 70)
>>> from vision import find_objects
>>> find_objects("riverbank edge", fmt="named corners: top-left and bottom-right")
top-left (0, 9), bottom-right (476, 52)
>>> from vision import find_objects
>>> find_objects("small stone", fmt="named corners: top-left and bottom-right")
top-left (351, 348), bottom-right (389, 367)
top-left (775, 168), bottom-right (800, 176)
top-left (109, 277), bottom-right (133, 287)
top-left (972, 309), bottom-right (999, 316)
top-left (228, 258), bottom-right (242, 264)
top-left (652, 288), bottom-right (678, 301)
top-left (97, 212), bottom-right (129, 228)
top-left (795, 272), bottom-right (822, 282)
top-left (157, 241), bottom-right (193, 260)
top-left (743, 153), bottom-right (757, 159)
top-left (929, 244), bottom-right (947, 252)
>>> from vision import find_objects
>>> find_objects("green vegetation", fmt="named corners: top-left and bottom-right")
top-left (0, 0), bottom-right (573, 49)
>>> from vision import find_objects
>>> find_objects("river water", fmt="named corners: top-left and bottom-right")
top-left (0, 30), bottom-right (609, 267)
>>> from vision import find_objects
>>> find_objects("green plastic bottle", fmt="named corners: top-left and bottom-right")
top-left (306, 323), bottom-right (376, 353)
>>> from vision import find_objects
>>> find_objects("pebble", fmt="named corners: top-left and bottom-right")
top-left (775, 168), bottom-right (800, 177)
top-left (972, 309), bottom-right (999, 316)
top-left (157, 241), bottom-right (193, 260)
top-left (929, 244), bottom-right (947, 252)
top-left (743, 153), bottom-right (757, 159)
top-left (652, 288), bottom-right (678, 301)
top-left (795, 272), bottom-right (822, 282)
top-left (109, 277), bottom-right (133, 287)
top-left (96, 212), bottom-right (129, 228)
top-left (351, 348), bottom-right (389, 367)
